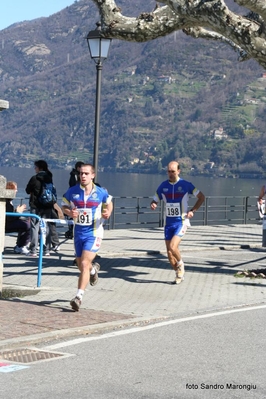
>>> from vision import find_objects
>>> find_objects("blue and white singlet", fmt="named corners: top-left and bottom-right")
top-left (153, 178), bottom-right (199, 226)
top-left (62, 183), bottom-right (112, 238)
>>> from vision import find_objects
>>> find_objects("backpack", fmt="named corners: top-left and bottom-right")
top-left (38, 181), bottom-right (57, 207)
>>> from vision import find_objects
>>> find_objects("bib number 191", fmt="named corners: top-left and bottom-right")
top-left (77, 209), bottom-right (92, 225)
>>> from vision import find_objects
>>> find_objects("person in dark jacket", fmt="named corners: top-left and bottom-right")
top-left (68, 161), bottom-right (84, 188)
top-left (5, 181), bottom-right (30, 255)
top-left (65, 161), bottom-right (84, 239)
top-left (25, 160), bottom-right (59, 257)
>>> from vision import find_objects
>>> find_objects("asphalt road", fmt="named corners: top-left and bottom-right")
top-left (1, 304), bottom-right (265, 399)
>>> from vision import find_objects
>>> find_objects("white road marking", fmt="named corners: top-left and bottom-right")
top-left (45, 304), bottom-right (266, 350)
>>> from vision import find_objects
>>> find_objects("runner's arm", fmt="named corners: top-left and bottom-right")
top-left (62, 205), bottom-right (78, 219)
top-left (150, 199), bottom-right (158, 210)
top-left (188, 191), bottom-right (205, 218)
top-left (102, 201), bottom-right (113, 219)
top-left (258, 186), bottom-right (265, 204)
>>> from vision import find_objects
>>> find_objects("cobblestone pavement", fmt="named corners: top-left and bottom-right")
top-left (1, 224), bottom-right (266, 350)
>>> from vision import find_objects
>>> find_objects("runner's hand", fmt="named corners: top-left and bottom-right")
top-left (102, 208), bottom-right (110, 219)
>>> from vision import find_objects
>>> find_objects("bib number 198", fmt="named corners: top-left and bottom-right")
top-left (166, 203), bottom-right (180, 217)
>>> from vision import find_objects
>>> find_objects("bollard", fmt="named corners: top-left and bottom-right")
top-left (0, 175), bottom-right (16, 295)
top-left (0, 99), bottom-right (9, 111)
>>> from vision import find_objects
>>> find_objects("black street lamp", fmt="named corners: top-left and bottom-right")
top-left (86, 23), bottom-right (112, 182)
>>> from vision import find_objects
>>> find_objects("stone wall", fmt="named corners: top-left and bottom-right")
top-left (0, 99), bottom-right (9, 111)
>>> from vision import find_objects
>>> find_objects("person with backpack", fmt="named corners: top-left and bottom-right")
top-left (25, 159), bottom-right (59, 257)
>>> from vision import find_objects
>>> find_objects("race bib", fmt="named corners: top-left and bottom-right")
top-left (166, 203), bottom-right (181, 217)
top-left (76, 208), bottom-right (93, 225)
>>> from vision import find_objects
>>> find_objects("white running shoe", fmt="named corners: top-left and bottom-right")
top-left (175, 261), bottom-right (185, 285)
top-left (21, 246), bottom-right (30, 255)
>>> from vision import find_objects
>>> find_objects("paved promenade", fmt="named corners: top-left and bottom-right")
top-left (1, 223), bottom-right (266, 351)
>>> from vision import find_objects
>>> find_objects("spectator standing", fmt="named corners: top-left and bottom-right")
top-left (65, 161), bottom-right (84, 239)
top-left (69, 161), bottom-right (85, 188)
top-left (25, 160), bottom-right (59, 257)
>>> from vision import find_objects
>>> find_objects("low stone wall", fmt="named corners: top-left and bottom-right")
top-left (0, 99), bottom-right (9, 111)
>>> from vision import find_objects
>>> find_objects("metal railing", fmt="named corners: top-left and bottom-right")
top-left (15, 195), bottom-right (261, 231)
top-left (105, 195), bottom-right (260, 229)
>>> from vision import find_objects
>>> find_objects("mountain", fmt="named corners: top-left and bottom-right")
top-left (0, 0), bottom-right (265, 178)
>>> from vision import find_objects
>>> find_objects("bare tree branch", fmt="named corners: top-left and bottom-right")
top-left (91, 0), bottom-right (266, 69)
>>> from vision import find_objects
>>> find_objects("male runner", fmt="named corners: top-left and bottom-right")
top-left (62, 163), bottom-right (113, 311)
top-left (150, 161), bottom-right (205, 284)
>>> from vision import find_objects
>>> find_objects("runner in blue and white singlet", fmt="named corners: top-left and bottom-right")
top-left (151, 161), bottom-right (205, 285)
top-left (62, 183), bottom-right (111, 242)
top-left (62, 164), bottom-right (113, 311)
top-left (153, 179), bottom-right (199, 227)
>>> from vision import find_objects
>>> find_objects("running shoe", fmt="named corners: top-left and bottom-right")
top-left (90, 262), bottom-right (100, 286)
top-left (52, 245), bottom-right (61, 252)
top-left (14, 245), bottom-right (22, 254)
top-left (27, 251), bottom-right (37, 258)
top-left (70, 296), bottom-right (81, 311)
top-left (175, 261), bottom-right (185, 284)
top-left (20, 246), bottom-right (30, 255)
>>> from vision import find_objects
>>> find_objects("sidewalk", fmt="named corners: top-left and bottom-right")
top-left (1, 223), bottom-right (266, 351)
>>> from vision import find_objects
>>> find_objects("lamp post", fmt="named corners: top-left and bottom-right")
top-left (0, 99), bottom-right (9, 295)
top-left (86, 23), bottom-right (112, 182)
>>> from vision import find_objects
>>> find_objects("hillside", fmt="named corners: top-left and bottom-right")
top-left (0, 0), bottom-right (265, 178)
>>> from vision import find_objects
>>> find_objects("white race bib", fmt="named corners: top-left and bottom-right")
top-left (76, 208), bottom-right (93, 225)
top-left (166, 203), bottom-right (181, 217)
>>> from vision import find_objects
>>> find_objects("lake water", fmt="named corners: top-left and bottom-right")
top-left (0, 166), bottom-right (263, 199)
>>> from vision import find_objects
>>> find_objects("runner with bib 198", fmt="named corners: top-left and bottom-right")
top-left (150, 161), bottom-right (205, 285)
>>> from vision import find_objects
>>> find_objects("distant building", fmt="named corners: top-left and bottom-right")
top-left (205, 162), bottom-right (215, 170)
top-left (212, 127), bottom-right (228, 140)
top-left (123, 67), bottom-right (136, 75)
top-left (244, 98), bottom-right (259, 104)
top-left (157, 75), bottom-right (172, 83)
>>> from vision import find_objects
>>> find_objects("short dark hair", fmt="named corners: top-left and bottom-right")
top-left (35, 159), bottom-right (52, 177)
top-left (35, 160), bottom-right (48, 171)
top-left (80, 163), bottom-right (95, 173)
top-left (75, 161), bottom-right (84, 170)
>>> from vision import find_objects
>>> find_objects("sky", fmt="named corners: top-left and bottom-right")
top-left (0, 0), bottom-right (75, 31)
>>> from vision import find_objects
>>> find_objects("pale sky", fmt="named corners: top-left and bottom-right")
top-left (0, 0), bottom-right (76, 31)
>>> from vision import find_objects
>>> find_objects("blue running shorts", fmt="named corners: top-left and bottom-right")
top-left (74, 235), bottom-right (102, 257)
top-left (164, 223), bottom-right (188, 240)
